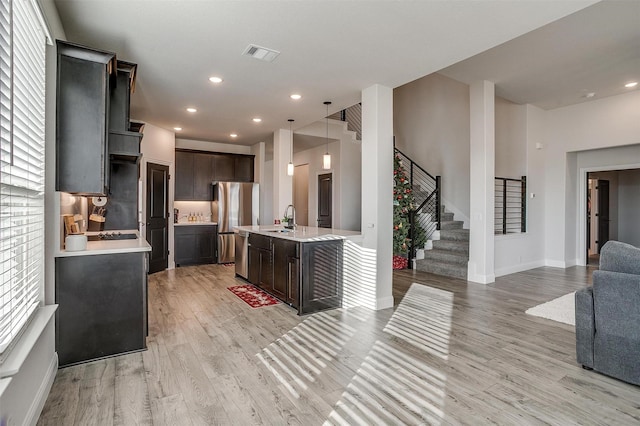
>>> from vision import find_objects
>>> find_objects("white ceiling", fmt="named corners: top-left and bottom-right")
top-left (439, 1), bottom-right (640, 110)
top-left (53, 0), bottom-right (619, 147)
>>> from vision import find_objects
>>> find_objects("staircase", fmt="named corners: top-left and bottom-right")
top-left (415, 207), bottom-right (469, 279)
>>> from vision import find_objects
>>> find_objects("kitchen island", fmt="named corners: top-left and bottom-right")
top-left (235, 225), bottom-right (361, 315)
top-left (55, 232), bottom-right (151, 367)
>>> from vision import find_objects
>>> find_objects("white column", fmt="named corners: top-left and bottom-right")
top-left (251, 141), bottom-right (266, 225)
top-left (361, 84), bottom-right (394, 310)
top-left (468, 80), bottom-right (495, 284)
top-left (273, 128), bottom-right (293, 222)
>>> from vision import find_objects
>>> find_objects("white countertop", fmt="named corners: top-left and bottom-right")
top-left (235, 225), bottom-right (362, 243)
top-left (174, 222), bottom-right (218, 226)
top-left (55, 231), bottom-right (151, 257)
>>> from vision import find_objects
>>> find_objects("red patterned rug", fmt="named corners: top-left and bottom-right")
top-left (228, 285), bottom-right (280, 308)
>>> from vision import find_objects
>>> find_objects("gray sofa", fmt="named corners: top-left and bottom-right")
top-left (575, 240), bottom-right (640, 385)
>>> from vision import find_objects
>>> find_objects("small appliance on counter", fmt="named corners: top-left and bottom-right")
top-left (174, 208), bottom-right (179, 224)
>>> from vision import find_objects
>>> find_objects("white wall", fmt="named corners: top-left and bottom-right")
top-left (545, 91), bottom-right (640, 266)
top-left (394, 73), bottom-right (470, 219)
top-left (4, 1), bottom-right (66, 424)
top-left (618, 169), bottom-right (640, 247)
top-left (495, 97), bottom-right (526, 179)
top-left (293, 119), bottom-right (361, 231)
top-left (175, 138), bottom-right (252, 154)
top-left (140, 124), bottom-right (176, 268)
top-left (262, 160), bottom-right (274, 225)
top-left (494, 104), bottom-right (547, 276)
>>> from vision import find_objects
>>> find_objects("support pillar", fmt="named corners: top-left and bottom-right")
top-left (361, 84), bottom-right (394, 310)
top-left (468, 80), bottom-right (495, 284)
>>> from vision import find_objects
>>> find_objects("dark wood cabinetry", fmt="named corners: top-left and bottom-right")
top-left (55, 252), bottom-right (148, 367)
top-left (56, 41), bottom-right (116, 195)
top-left (174, 150), bottom-right (254, 201)
top-left (273, 238), bottom-right (299, 305)
top-left (174, 225), bottom-right (218, 266)
top-left (247, 233), bottom-right (342, 314)
top-left (248, 234), bottom-right (273, 291)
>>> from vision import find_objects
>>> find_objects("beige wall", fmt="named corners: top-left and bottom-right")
top-left (394, 73), bottom-right (470, 220)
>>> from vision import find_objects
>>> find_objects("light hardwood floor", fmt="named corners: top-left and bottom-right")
top-left (38, 264), bottom-right (640, 425)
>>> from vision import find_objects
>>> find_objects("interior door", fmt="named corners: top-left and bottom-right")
top-left (317, 173), bottom-right (332, 228)
top-left (146, 162), bottom-right (169, 273)
top-left (597, 179), bottom-right (610, 253)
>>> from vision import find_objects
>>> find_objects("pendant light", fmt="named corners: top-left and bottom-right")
top-left (323, 101), bottom-right (331, 170)
top-left (287, 119), bottom-right (294, 176)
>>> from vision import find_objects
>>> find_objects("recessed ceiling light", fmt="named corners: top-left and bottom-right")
top-left (209, 76), bottom-right (223, 84)
top-left (584, 92), bottom-right (596, 98)
top-left (290, 94), bottom-right (302, 100)
top-left (174, 127), bottom-right (182, 131)
top-left (252, 118), bottom-right (262, 123)
top-left (230, 133), bottom-right (238, 138)
top-left (625, 81), bottom-right (638, 88)
top-left (186, 107), bottom-right (197, 113)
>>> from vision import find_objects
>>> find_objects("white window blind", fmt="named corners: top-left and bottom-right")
top-left (0, 0), bottom-right (46, 359)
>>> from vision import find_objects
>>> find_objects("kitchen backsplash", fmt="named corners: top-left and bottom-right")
top-left (173, 201), bottom-right (213, 223)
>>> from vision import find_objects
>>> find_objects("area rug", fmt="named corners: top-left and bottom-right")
top-left (525, 292), bottom-right (575, 326)
top-left (228, 285), bottom-right (280, 308)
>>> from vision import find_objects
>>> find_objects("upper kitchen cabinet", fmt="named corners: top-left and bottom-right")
top-left (56, 40), bottom-right (116, 195)
top-left (109, 61), bottom-right (136, 132)
top-left (174, 150), bottom-right (254, 201)
top-left (234, 155), bottom-right (254, 182)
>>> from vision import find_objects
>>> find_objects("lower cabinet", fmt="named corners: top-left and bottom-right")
top-left (248, 234), bottom-right (273, 291)
top-left (175, 225), bottom-right (217, 266)
top-left (273, 238), bottom-right (299, 306)
top-left (247, 233), bottom-right (342, 314)
top-left (55, 252), bottom-right (148, 367)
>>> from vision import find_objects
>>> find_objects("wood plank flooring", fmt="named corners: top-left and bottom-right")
top-left (38, 264), bottom-right (640, 425)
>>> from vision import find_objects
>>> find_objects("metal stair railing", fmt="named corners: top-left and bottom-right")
top-left (394, 147), bottom-right (441, 267)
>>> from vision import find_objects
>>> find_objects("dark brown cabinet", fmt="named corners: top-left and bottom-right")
top-left (175, 150), bottom-right (195, 200)
top-left (55, 252), bottom-right (148, 367)
top-left (247, 233), bottom-right (342, 314)
top-left (56, 41), bottom-right (116, 195)
top-left (174, 225), bottom-right (218, 266)
top-left (273, 238), bottom-right (299, 305)
top-left (174, 150), bottom-right (254, 201)
top-left (248, 234), bottom-right (273, 291)
top-left (193, 153), bottom-right (214, 200)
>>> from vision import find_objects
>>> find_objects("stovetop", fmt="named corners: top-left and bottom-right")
top-left (87, 232), bottom-right (138, 241)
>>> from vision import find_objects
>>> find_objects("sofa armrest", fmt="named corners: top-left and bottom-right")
top-left (575, 287), bottom-right (594, 368)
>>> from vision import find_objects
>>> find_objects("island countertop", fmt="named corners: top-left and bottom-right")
top-left (55, 230), bottom-right (152, 257)
top-left (234, 225), bottom-right (362, 243)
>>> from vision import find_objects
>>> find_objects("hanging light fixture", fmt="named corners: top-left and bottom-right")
top-left (323, 101), bottom-right (332, 170)
top-left (287, 119), bottom-right (294, 176)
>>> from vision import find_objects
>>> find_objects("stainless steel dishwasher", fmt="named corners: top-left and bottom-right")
top-left (235, 230), bottom-right (249, 279)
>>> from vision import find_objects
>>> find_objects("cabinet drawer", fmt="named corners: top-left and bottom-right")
top-left (248, 233), bottom-right (272, 251)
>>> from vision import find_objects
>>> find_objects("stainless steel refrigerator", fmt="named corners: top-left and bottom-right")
top-left (212, 182), bottom-right (259, 263)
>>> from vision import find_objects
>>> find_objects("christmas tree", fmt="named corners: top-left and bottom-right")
top-left (393, 154), bottom-right (413, 256)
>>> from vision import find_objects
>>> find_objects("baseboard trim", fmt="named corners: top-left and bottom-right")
top-left (375, 296), bottom-right (394, 311)
top-left (545, 259), bottom-right (579, 268)
top-left (495, 260), bottom-right (546, 278)
top-left (467, 273), bottom-right (495, 285)
top-left (24, 352), bottom-right (57, 426)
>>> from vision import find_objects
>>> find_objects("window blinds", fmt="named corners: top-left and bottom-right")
top-left (0, 0), bottom-right (46, 358)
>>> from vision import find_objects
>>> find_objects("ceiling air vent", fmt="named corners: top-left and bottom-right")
top-left (242, 44), bottom-right (280, 62)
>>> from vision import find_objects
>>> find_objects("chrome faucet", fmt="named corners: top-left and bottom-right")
top-left (284, 204), bottom-right (296, 230)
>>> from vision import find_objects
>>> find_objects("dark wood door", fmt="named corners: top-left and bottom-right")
top-left (146, 163), bottom-right (169, 273)
top-left (175, 151), bottom-right (194, 200)
top-left (317, 173), bottom-right (332, 228)
top-left (597, 179), bottom-right (610, 253)
top-left (193, 153), bottom-right (214, 200)
top-left (273, 239), bottom-right (297, 301)
top-left (234, 156), bottom-right (254, 182)
top-left (214, 154), bottom-right (235, 181)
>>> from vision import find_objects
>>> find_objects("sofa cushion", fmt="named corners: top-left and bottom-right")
top-left (599, 241), bottom-right (640, 275)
